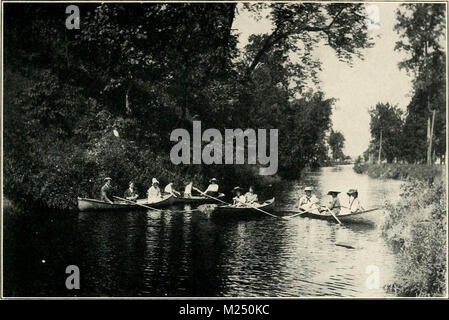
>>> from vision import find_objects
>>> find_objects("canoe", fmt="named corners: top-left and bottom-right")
top-left (171, 193), bottom-right (225, 205)
top-left (212, 198), bottom-right (275, 219)
top-left (300, 207), bottom-right (380, 223)
top-left (77, 195), bottom-right (174, 212)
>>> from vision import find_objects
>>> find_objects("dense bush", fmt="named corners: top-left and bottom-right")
top-left (382, 174), bottom-right (446, 296)
top-left (353, 163), bottom-right (443, 182)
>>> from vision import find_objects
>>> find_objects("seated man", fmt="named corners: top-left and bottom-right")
top-left (147, 178), bottom-right (162, 203)
top-left (298, 186), bottom-right (319, 211)
top-left (101, 177), bottom-right (114, 204)
top-left (124, 181), bottom-right (139, 202)
top-left (164, 182), bottom-right (181, 197)
top-left (204, 178), bottom-right (219, 197)
top-left (232, 187), bottom-right (247, 207)
top-left (244, 186), bottom-right (259, 204)
top-left (347, 189), bottom-right (364, 213)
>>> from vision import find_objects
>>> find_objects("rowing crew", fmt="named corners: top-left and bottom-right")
top-left (299, 187), bottom-right (364, 215)
top-left (100, 177), bottom-right (221, 204)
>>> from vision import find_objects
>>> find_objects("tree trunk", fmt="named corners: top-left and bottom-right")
top-left (378, 129), bottom-right (382, 163)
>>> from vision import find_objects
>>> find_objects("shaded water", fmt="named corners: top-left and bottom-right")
top-left (4, 165), bottom-right (403, 297)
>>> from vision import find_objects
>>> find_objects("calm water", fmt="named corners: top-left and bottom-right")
top-left (4, 165), bottom-right (403, 297)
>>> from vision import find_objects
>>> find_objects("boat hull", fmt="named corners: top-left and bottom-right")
top-left (171, 193), bottom-right (225, 205)
top-left (77, 195), bottom-right (174, 212)
top-left (212, 198), bottom-right (275, 219)
top-left (300, 208), bottom-right (380, 223)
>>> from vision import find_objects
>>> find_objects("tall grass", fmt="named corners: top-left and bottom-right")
top-left (381, 172), bottom-right (447, 296)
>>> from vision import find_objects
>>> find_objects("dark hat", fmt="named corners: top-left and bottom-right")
top-left (327, 189), bottom-right (341, 195)
top-left (347, 189), bottom-right (358, 196)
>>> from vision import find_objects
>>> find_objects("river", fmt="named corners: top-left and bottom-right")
top-left (3, 165), bottom-right (404, 297)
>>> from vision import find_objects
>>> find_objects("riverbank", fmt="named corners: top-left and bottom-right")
top-left (356, 163), bottom-right (447, 296)
top-left (353, 162), bottom-right (443, 182)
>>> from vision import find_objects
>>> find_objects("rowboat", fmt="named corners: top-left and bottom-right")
top-left (171, 193), bottom-right (225, 205)
top-left (77, 195), bottom-right (174, 212)
top-left (212, 198), bottom-right (275, 219)
top-left (299, 207), bottom-right (380, 223)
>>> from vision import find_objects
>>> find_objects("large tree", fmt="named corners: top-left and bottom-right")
top-left (394, 3), bottom-right (446, 164)
top-left (368, 103), bottom-right (404, 163)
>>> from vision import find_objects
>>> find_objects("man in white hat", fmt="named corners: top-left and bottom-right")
top-left (147, 178), bottom-right (162, 203)
top-left (101, 177), bottom-right (114, 204)
top-left (298, 187), bottom-right (319, 211)
top-left (204, 178), bottom-right (219, 197)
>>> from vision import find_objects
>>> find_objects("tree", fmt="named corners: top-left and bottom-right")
top-left (368, 103), bottom-right (404, 163)
top-left (394, 3), bottom-right (446, 164)
top-left (328, 130), bottom-right (346, 163)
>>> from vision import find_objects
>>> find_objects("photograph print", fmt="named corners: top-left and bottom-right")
top-left (1, 0), bottom-right (447, 298)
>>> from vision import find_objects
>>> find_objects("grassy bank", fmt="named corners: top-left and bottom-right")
top-left (382, 174), bottom-right (447, 296)
top-left (353, 162), bottom-right (443, 182)
top-left (355, 162), bottom-right (447, 296)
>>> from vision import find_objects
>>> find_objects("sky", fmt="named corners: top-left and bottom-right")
top-left (233, 3), bottom-right (414, 158)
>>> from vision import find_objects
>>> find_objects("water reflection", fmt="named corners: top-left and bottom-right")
top-left (4, 165), bottom-right (402, 297)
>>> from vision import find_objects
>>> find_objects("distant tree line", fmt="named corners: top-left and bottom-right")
top-left (3, 3), bottom-right (373, 209)
top-left (363, 4), bottom-right (446, 165)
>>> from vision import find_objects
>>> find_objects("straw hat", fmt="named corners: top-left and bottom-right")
top-left (210, 178), bottom-right (218, 183)
top-left (304, 187), bottom-right (313, 191)
top-left (233, 186), bottom-right (243, 192)
top-left (104, 177), bottom-right (112, 181)
top-left (347, 189), bottom-right (358, 196)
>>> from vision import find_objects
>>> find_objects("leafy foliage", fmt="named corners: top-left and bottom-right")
top-left (3, 3), bottom-right (372, 209)
top-left (382, 175), bottom-right (446, 296)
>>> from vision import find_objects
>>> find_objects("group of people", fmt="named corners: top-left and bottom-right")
top-left (231, 186), bottom-right (259, 207)
top-left (298, 186), bottom-right (364, 215)
top-left (100, 177), bottom-right (222, 204)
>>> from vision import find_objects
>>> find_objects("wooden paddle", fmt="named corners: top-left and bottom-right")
top-left (324, 206), bottom-right (343, 225)
top-left (283, 205), bottom-right (320, 220)
top-left (113, 196), bottom-right (164, 212)
top-left (193, 187), bottom-right (279, 219)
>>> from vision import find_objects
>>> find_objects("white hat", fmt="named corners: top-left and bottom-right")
top-left (304, 187), bottom-right (313, 191)
top-left (152, 178), bottom-right (159, 184)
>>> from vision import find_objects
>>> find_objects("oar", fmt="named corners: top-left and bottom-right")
top-left (324, 206), bottom-right (343, 225)
top-left (192, 187), bottom-right (230, 205)
top-left (113, 196), bottom-right (164, 212)
top-left (283, 205), bottom-right (320, 220)
top-left (193, 187), bottom-right (279, 219)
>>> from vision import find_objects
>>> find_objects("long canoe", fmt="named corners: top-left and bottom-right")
top-left (171, 193), bottom-right (225, 205)
top-left (77, 195), bottom-right (174, 212)
top-left (212, 198), bottom-right (275, 219)
top-left (300, 207), bottom-right (380, 223)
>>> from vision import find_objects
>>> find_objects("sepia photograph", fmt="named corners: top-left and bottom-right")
top-left (1, 0), bottom-right (447, 300)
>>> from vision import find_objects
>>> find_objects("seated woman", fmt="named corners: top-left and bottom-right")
top-left (347, 189), bottom-right (364, 213)
top-left (124, 181), bottom-right (139, 202)
top-left (244, 186), bottom-right (258, 204)
top-left (232, 187), bottom-right (247, 207)
top-left (164, 182), bottom-right (181, 197)
top-left (204, 178), bottom-right (219, 197)
top-left (147, 178), bottom-right (162, 203)
top-left (298, 186), bottom-right (319, 211)
top-left (322, 190), bottom-right (341, 215)
top-left (184, 181), bottom-right (193, 198)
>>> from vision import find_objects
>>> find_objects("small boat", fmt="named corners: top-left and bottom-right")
top-left (212, 198), bottom-right (275, 219)
top-left (77, 195), bottom-right (174, 212)
top-left (171, 193), bottom-right (225, 205)
top-left (300, 207), bottom-right (380, 223)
